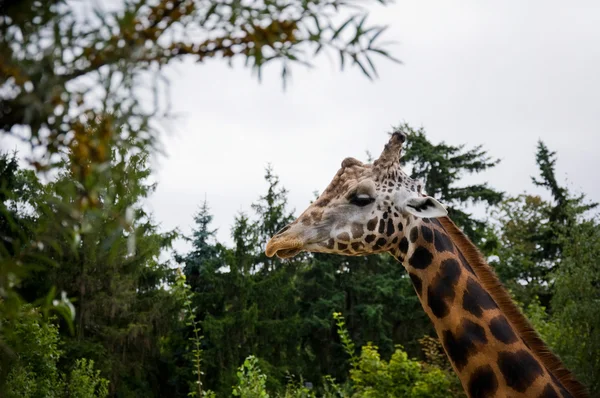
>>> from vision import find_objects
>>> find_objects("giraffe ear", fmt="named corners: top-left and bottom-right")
top-left (403, 196), bottom-right (447, 218)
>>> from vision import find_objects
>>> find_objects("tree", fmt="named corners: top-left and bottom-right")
top-left (199, 211), bottom-right (260, 395)
top-left (1, 0), bottom-right (399, 329)
top-left (1, 0), bottom-right (402, 395)
top-left (297, 252), bottom-right (432, 388)
top-left (491, 141), bottom-right (597, 306)
top-left (0, 152), bottom-right (44, 320)
top-left (531, 140), bottom-right (597, 260)
top-left (251, 164), bottom-right (297, 272)
top-left (2, 306), bottom-right (109, 398)
top-left (176, 168), bottom-right (307, 395)
top-left (177, 199), bottom-right (222, 290)
top-left (232, 212), bottom-right (259, 276)
top-left (548, 217), bottom-right (600, 395)
top-left (490, 195), bottom-right (555, 304)
top-left (517, 216), bottom-right (600, 397)
top-left (167, 200), bottom-right (227, 396)
top-left (396, 123), bottom-right (504, 248)
top-left (14, 150), bottom-right (182, 396)
top-left (1, 0), bottom-right (397, 170)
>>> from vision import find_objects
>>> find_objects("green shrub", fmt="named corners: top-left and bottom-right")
top-left (334, 312), bottom-right (453, 398)
top-left (64, 359), bottom-right (109, 398)
top-left (349, 343), bottom-right (451, 398)
top-left (2, 306), bottom-right (108, 397)
top-left (232, 356), bottom-right (270, 398)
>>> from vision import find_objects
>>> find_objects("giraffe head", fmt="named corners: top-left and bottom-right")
top-left (265, 132), bottom-right (448, 259)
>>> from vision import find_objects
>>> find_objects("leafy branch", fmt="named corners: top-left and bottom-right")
top-left (332, 311), bottom-right (358, 369)
top-left (175, 269), bottom-right (207, 397)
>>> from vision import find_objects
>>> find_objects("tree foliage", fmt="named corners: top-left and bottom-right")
top-left (349, 343), bottom-right (451, 398)
top-left (490, 194), bottom-right (555, 304)
top-left (530, 141), bottom-right (598, 259)
top-left (2, 306), bottom-right (109, 398)
top-left (0, 149), bottom-right (182, 396)
top-left (1, 0), bottom-right (398, 329)
top-left (1, 0), bottom-right (400, 394)
top-left (491, 140), bottom-right (598, 306)
top-left (222, 313), bottom-right (453, 398)
top-left (548, 218), bottom-right (600, 395)
top-left (1, 0), bottom-right (397, 169)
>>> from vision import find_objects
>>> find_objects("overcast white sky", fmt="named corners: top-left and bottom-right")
top-left (3, 1), bottom-right (599, 255)
top-left (147, 0), bottom-right (600, 253)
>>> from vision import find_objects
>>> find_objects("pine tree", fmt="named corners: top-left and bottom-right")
top-left (183, 168), bottom-right (306, 395)
top-left (246, 167), bottom-right (304, 391)
top-left (177, 199), bottom-right (221, 290)
top-left (298, 253), bottom-right (432, 387)
top-left (0, 152), bottom-right (41, 314)
top-left (231, 212), bottom-right (258, 276)
top-left (550, 216), bottom-right (600, 395)
top-left (492, 141), bottom-right (598, 306)
top-left (251, 164), bottom-right (296, 272)
top-left (531, 140), bottom-right (598, 259)
top-left (198, 212), bottom-right (259, 395)
top-left (16, 150), bottom-right (182, 396)
top-left (491, 194), bottom-right (556, 304)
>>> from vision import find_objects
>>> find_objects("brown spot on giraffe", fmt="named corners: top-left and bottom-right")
top-left (442, 318), bottom-right (488, 371)
top-left (367, 216), bottom-right (378, 231)
top-left (337, 232), bottom-right (350, 242)
top-left (409, 226), bottom-right (419, 242)
top-left (378, 218), bottom-right (386, 234)
top-left (420, 225), bottom-right (433, 243)
top-left (468, 365), bottom-right (498, 398)
top-left (264, 132), bottom-right (589, 398)
top-left (351, 223), bottom-right (364, 239)
top-left (311, 210), bottom-right (323, 222)
top-left (427, 258), bottom-right (462, 318)
top-left (489, 315), bottom-right (518, 344)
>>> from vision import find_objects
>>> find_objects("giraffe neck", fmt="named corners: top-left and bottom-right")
top-left (390, 216), bottom-right (585, 398)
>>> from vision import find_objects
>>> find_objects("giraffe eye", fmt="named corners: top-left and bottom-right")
top-left (349, 194), bottom-right (375, 207)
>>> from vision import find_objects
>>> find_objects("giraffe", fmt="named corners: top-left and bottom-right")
top-left (264, 132), bottom-right (589, 398)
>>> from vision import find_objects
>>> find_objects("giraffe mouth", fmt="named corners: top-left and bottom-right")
top-left (265, 237), bottom-right (304, 259)
top-left (275, 247), bottom-right (303, 259)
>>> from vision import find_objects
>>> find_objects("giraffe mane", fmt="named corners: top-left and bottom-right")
top-left (437, 216), bottom-right (590, 398)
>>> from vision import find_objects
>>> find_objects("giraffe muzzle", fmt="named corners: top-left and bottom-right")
top-left (265, 235), bottom-right (304, 259)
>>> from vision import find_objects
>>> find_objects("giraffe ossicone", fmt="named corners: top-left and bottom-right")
top-left (265, 131), bottom-right (589, 398)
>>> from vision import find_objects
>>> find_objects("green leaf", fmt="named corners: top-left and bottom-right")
top-left (353, 56), bottom-right (372, 80)
top-left (332, 16), bottom-right (354, 41)
top-left (365, 54), bottom-right (378, 78)
top-left (368, 26), bottom-right (388, 47)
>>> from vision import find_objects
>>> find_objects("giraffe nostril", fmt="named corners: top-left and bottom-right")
top-left (275, 224), bottom-right (291, 236)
